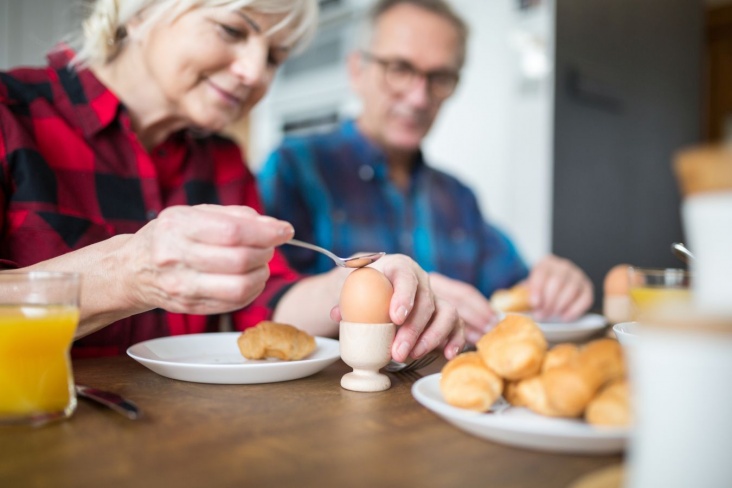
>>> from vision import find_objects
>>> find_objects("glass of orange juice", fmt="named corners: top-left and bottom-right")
top-left (0, 272), bottom-right (80, 426)
top-left (628, 267), bottom-right (692, 321)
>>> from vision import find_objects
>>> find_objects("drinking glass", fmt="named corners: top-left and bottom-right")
top-left (627, 267), bottom-right (691, 321)
top-left (0, 272), bottom-right (81, 426)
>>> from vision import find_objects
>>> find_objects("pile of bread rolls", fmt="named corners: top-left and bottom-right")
top-left (440, 314), bottom-right (631, 427)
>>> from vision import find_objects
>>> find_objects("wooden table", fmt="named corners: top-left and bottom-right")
top-left (0, 355), bottom-right (622, 488)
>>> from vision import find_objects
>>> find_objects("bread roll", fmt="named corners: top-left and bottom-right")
top-left (502, 381), bottom-right (525, 407)
top-left (586, 379), bottom-right (632, 427)
top-left (539, 339), bottom-right (626, 417)
top-left (506, 344), bottom-right (578, 411)
top-left (579, 339), bottom-right (626, 383)
top-left (512, 376), bottom-right (562, 416)
top-left (237, 321), bottom-right (316, 361)
top-left (541, 343), bottom-right (580, 373)
top-left (440, 352), bottom-right (503, 412)
top-left (490, 284), bottom-right (531, 313)
top-left (476, 314), bottom-right (547, 380)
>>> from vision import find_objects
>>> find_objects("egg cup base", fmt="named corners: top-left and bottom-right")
top-left (339, 321), bottom-right (395, 392)
top-left (340, 370), bottom-right (391, 392)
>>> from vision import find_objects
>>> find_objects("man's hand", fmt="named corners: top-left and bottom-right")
top-left (526, 254), bottom-right (593, 321)
top-left (428, 272), bottom-right (500, 344)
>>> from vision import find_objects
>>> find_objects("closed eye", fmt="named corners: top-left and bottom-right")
top-left (218, 23), bottom-right (248, 41)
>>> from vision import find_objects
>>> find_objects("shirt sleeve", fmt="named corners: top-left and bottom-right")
top-left (230, 158), bottom-right (301, 331)
top-left (476, 221), bottom-right (530, 296)
top-left (0, 100), bottom-right (21, 269)
top-left (258, 142), bottom-right (323, 273)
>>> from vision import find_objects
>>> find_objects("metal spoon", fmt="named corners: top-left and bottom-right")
top-left (285, 239), bottom-right (385, 269)
top-left (671, 242), bottom-right (695, 264)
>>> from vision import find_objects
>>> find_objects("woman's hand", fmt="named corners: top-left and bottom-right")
top-left (331, 255), bottom-right (465, 363)
top-left (123, 205), bottom-right (294, 315)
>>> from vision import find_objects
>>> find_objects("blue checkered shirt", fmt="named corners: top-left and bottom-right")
top-left (258, 120), bottom-right (529, 297)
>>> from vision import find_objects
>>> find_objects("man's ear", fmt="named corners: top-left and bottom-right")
top-left (346, 51), bottom-right (364, 95)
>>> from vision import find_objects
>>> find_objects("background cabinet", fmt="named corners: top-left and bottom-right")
top-left (552, 0), bottom-right (703, 304)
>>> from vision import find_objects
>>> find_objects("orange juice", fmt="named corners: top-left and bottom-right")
top-left (629, 287), bottom-right (692, 320)
top-left (0, 305), bottom-right (79, 418)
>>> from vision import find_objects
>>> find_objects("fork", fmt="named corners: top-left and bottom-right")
top-left (384, 351), bottom-right (440, 373)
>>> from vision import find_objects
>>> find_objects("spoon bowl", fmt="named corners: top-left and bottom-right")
top-left (285, 239), bottom-right (385, 269)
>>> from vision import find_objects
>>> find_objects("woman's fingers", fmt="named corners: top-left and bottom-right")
top-left (128, 205), bottom-right (294, 314)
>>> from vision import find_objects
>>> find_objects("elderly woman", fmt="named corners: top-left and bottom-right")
top-left (0, 0), bottom-right (464, 361)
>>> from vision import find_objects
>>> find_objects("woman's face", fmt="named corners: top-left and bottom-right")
top-left (134, 6), bottom-right (293, 131)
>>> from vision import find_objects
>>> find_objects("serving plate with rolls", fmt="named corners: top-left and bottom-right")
top-left (412, 314), bottom-right (630, 454)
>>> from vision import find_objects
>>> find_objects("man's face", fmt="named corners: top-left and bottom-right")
top-left (350, 4), bottom-right (462, 152)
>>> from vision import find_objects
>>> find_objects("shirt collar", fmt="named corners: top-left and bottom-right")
top-left (47, 46), bottom-right (123, 137)
top-left (340, 119), bottom-right (427, 182)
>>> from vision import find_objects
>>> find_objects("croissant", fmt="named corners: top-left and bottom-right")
top-left (440, 352), bottom-right (503, 412)
top-left (519, 339), bottom-right (625, 418)
top-left (237, 321), bottom-right (316, 361)
top-left (541, 343), bottom-right (580, 373)
top-left (585, 379), bottom-right (632, 426)
top-left (490, 284), bottom-right (531, 313)
top-left (476, 314), bottom-right (547, 380)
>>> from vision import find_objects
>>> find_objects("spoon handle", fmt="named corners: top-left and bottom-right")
top-left (671, 242), bottom-right (695, 264)
top-left (285, 239), bottom-right (345, 267)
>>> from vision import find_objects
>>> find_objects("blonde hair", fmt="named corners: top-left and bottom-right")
top-left (73, 0), bottom-right (318, 66)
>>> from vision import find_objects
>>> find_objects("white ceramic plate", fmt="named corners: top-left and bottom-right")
top-left (412, 374), bottom-right (627, 455)
top-left (532, 313), bottom-right (608, 343)
top-left (127, 332), bottom-right (340, 384)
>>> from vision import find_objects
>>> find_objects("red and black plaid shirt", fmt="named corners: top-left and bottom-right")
top-left (0, 47), bottom-right (300, 357)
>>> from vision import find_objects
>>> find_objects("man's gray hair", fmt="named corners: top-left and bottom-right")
top-left (354, 0), bottom-right (468, 68)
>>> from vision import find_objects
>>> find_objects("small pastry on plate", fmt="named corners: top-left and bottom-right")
top-left (238, 321), bottom-right (316, 361)
top-left (476, 314), bottom-right (547, 381)
top-left (440, 352), bottom-right (503, 412)
top-left (585, 379), bottom-right (632, 427)
top-left (490, 283), bottom-right (531, 313)
top-left (540, 339), bottom-right (625, 417)
top-left (541, 343), bottom-right (580, 373)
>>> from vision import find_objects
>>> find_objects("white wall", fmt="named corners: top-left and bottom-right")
top-left (424, 0), bottom-right (554, 264)
top-left (0, 0), bottom-right (80, 69)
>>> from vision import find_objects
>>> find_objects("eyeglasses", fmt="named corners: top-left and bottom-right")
top-left (360, 51), bottom-right (459, 100)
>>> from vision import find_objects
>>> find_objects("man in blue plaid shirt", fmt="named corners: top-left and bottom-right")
top-left (259, 0), bottom-right (593, 344)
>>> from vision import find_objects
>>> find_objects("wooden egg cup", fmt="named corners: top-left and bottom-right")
top-left (339, 321), bottom-right (395, 392)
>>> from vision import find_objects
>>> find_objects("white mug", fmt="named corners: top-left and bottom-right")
top-left (626, 324), bottom-right (732, 487)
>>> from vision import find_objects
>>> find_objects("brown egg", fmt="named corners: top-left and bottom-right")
top-left (339, 268), bottom-right (393, 324)
top-left (604, 264), bottom-right (631, 296)
top-left (603, 264), bottom-right (633, 324)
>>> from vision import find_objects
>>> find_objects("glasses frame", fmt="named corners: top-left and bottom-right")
top-left (360, 51), bottom-right (460, 100)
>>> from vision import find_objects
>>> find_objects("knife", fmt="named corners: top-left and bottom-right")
top-left (75, 384), bottom-right (141, 420)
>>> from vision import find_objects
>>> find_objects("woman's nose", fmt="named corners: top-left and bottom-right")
top-left (230, 43), bottom-right (270, 86)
